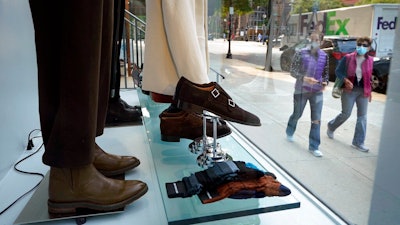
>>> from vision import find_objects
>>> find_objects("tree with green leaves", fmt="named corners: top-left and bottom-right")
top-left (356, 0), bottom-right (400, 4)
top-left (291, 0), bottom-right (398, 13)
top-left (221, 0), bottom-right (253, 16)
top-left (219, 0), bottom-right (254, 39)
top-left (291, 0), bottom-right (344, 13)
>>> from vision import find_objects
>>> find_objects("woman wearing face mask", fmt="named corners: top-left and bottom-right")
top-left (286, 32), bottom-right (329, 157)
top-left (327, 36), bottom-right (373, 152)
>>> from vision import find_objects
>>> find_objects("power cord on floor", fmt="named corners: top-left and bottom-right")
top-left (0, 129), bottom-right (45, 215)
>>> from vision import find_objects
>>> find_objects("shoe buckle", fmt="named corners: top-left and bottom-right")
top-left (211, 88), bottom-right (220, 98)
top-left (228, 99), bottom-right (236, 107)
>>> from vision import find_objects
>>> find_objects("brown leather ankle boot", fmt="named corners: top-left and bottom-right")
top-left (48, 164), bottom-right (148, 214)
top-left (93, 144), bottom-right (140, 176)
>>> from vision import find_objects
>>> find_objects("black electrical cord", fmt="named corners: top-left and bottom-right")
top-left (26, 128), bottom-right (41, 150)
top-left (0, 129), bottom-right (45, 215)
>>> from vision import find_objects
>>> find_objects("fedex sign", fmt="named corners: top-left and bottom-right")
top-left (377, 16), bottom-right (397, 30)
top-left (295, 6), bottom-right (399, 37)
top-left (298, 12), bottom-right (350, 35)
top-left (326, 11), bottom-right (349, 35)
top-left (325, 12), bottom-right (398, 35)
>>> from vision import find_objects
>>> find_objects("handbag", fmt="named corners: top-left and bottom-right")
top-left (332, 77), bottom-right (344, 98)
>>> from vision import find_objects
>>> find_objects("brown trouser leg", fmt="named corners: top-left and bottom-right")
top-left (109, 0), bottom-right (125, 100)
top-left (29, 0), bottom-right (113, 168)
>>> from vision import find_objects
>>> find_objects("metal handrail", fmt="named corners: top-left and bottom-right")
top-left (209, 67), bottom-right (226, 83)
top-left (121, 10), bottom-right (225, 87)
top-left (121, 9), bottom-right (146, 88)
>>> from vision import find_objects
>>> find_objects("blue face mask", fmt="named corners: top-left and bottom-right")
top-left (311, 42), bottom-right (319, 49)
top-left (356, 46), bottom-right (368, 55)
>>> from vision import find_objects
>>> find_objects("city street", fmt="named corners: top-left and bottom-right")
top-left (207, 38), bottom-right (386, 225)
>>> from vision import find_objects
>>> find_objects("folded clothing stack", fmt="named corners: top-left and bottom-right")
top-left (165, 161), bottom-right (291, 204)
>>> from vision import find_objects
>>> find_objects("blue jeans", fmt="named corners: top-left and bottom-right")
top-left (286, 91), bottom-right (323, 150)
top-left (328, 87), bottom-right (368, 146)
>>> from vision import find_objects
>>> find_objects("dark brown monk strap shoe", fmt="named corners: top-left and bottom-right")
top-left (174, 77), bottom-right (261, 126)
top-left (93, 144), bottom-right (140, 176)
top-left (48, 164), bottom-right (148, 214)
top-left (159, 109), bottom-right (232, 142)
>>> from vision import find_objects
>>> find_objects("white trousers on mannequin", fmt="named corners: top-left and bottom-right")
top-left (142, 0), bottom-right (209, 96)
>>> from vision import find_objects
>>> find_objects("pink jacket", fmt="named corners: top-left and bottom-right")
top-left (345, 52), bottom-right (373, 97)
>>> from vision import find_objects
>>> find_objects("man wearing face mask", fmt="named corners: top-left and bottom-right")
top-left (327, 36), bottom-right (374, 152)
top-left (286, 32), bottom-right (329, 157)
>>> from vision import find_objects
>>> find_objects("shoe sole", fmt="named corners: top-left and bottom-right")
top-left (351, 145), bottom-right (369, 152)
top-left (161, 129), bottom-right (232, 142)
top-left (327, 130), bottom-right (334, 139)
top-left (286, 136), bottom-right (294, 142)
top-left (309, 150), bottom-right (323, 157)
top-left (47, 184), bottom-right (148, 214)
top-left (178, 101), bottom-right (261, 126)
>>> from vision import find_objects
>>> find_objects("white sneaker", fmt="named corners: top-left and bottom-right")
top-left (352, 144), bottom-right (369, 152)
top-left (286, 135), bottom-right (294, 142)
top-left (309, 149), bottom-right (323, 157)
top-left (327, 128), bottom-right (334, 139)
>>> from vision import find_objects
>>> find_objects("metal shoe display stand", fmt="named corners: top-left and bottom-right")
top-left (189, 110), bottom-right (231, 168)
top-left (190, 71), bottom-right (231, 168)
top-left (14, 173), bottom-right (125, 225)
top-left (138, 89), bottom-right (300, 225)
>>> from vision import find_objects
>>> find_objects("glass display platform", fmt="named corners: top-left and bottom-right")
top-left (138, 89), bottom-right (300, 225)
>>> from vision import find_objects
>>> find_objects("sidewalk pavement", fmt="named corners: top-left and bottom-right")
top-left (208, 39), bottom-right (386, 225)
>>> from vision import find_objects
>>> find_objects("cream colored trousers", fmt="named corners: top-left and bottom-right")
top-left (142, 0), bottom-right (210, 96)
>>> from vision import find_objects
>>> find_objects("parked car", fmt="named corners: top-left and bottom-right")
top-left (279, 39), bottom-right (310, 72)
top-left (371, 56), bottom-right (391, 94)
top-left (280, 36), bottom-right (358, 81)
top-left (321, 36), bottom-right (391, 93)
top-left (320, 36), bottom-right (358, 81)
top-left (280, 36), bottom-right (391, 93)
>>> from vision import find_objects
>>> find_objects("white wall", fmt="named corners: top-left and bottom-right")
top-left (0, 0), bottom-right (40, 180)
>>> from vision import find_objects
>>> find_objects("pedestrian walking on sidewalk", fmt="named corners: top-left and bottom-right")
top-left (286, 32), bottom-right (329, 157)
top-left (327, 36), bottom-right (373, 152)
